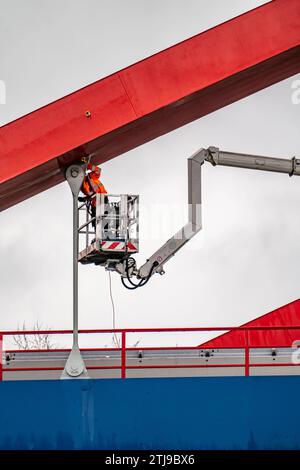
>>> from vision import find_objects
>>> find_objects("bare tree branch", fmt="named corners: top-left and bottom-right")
top-left (13, 321), bottom-right (59, 350)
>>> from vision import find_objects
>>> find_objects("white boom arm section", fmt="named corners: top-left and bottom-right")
top-left (138, 149), bottom-right (204, 279)
top-left (118, 147), bottom-right (300, 287)
top-left (206, 146), bottom-right (300, 176)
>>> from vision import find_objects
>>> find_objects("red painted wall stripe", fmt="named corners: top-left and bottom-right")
top-left (0, 0), bottom-right (299, 211)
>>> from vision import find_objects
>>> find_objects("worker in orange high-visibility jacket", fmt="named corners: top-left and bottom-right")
top-left (81, 163), bottom-right (107, 204)
top-left (81, 163), bottom-right (107, 227)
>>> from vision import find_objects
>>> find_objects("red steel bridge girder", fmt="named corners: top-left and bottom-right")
top-left (0, 0), bottom-right (299, 210)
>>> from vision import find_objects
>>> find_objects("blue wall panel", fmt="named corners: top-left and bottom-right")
top-left (0, 376), bottom-right (299, 450)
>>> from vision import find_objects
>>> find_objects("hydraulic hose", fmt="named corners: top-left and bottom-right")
top-left (121, 257), bottom-right (159, 290)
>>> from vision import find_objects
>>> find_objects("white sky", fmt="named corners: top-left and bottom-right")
top-left (1, 0), bottom-right (300, 349)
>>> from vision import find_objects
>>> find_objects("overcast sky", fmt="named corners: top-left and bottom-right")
top-left (1, 0), bottom-right (299, 349)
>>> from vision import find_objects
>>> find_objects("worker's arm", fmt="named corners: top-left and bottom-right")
top-left (87, 163), bottom-right (101, 176)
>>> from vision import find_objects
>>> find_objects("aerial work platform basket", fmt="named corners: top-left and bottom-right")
top-left (78, 193), bottom-right (139, 267)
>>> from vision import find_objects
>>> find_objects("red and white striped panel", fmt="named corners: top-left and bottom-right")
top-left (101, 241), bottom-right (138, 252)
top-left (127, 242), bottom-right (138, 252)
top-left (101, 241), bottom-right (125, 251)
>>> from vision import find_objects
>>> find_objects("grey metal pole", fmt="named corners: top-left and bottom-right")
top-left (73, 192), bottom-right (79, 347)
top-left (62, 164), bottom-right (88, 379)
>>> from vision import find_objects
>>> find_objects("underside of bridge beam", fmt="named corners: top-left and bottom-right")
top-left (0, 0), bottom-right (299, 210)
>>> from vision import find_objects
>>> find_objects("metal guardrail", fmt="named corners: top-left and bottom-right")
top-left (1, 326), bottom-right (300, 380)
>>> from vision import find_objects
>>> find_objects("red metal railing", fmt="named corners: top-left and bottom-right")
top-left (1, 326), bottom-right (300, 379)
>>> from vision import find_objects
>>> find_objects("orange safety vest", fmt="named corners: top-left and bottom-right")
top-left (81, 164), bottom-right (107, 206)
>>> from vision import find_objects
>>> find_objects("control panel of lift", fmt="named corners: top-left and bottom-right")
top-left (78, 193), bottom-right (139, 270)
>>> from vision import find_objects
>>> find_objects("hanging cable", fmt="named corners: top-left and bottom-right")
top-left (108, 271), bottom-right (120, 348)
top-left (121, 257), bottom-right (159, 290)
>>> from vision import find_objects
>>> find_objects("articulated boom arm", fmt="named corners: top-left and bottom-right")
top-left (137, 150), bottom-right (204, 279)
top-left (206, 147), bottom-right (300, 176)
top-left (123, 147), bottom-right (300, 282)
